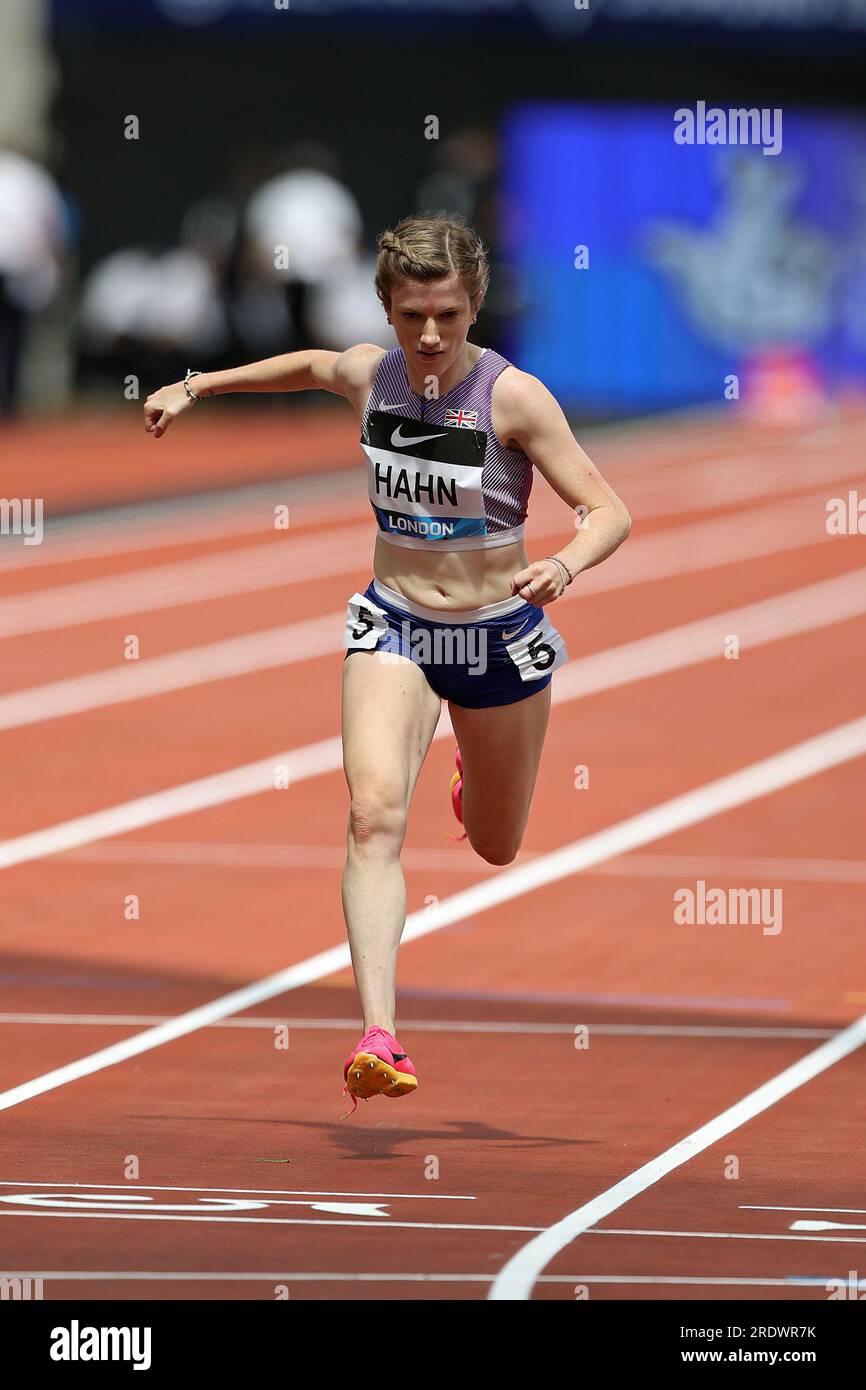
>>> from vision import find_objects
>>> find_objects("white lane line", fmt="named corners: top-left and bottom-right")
top-left (0, 1211), bottom-right (541, 1232)
top-left (584, 1227), bottom-right (866, 1245)
top-left (488, 1011), bottom-right (866, 1300)
top-left (611, 457), bottom-right (866, 524)
top-left (793, 1220), bottom-right (866, 1232)
top-left (0, 737), bottom-right (342, 870)
top-left (5, 411), bottom-right (859, 574)
top-left (2, 560), bottom-right (864, 731)
top-left (0, 477), bottom-right (366, 573)
top-left (0, 1181), bottom-right (473, 1199)
top-left (553, 564), bottom-right (866, 701)
top-left (0, 534), bottom-right (368, 639)
top-left (742, 1205), bottom-right (866, 1215)
top-left (0, 485), bottom-right (851, 640)
top-left (0, 560), bottom-right (863, 866)
top-left (1, 713), bottom-right (865, 1113)
top-left (0, 620), bottom-right (335, 730)
top-left (3, 1207), bottom-right (863, 1242)
top-left (581, 853), bottom-right (866, 885)
top-left (572, 487), bottom-right (852, 599)
top-left (54, 840), bottom-right (510, 869)
top-left (544, 1275), bottom-right (844, 1287)
top-left (0, 1271), bottom-right (826, 1287)
top-left (0, 1014), bottom-right (835, 1040)
top-left (47, 840), bottom-right (866, 887)
top-left (0, 1269), bottom-right (493, 1283)
top-left (0, 941), bottom-right (351, 1111)
top-left (0, 407), bottom-right (849, 579)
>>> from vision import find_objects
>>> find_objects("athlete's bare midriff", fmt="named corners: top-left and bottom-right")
top-left (372, 532), bottom-right (530, 612)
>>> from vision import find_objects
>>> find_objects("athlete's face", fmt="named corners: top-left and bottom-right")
top-left (388, 274), bottom-right (478, 382)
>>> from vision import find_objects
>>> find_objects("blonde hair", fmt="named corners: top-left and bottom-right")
top-left (374, 213), bottom-right (489, 313)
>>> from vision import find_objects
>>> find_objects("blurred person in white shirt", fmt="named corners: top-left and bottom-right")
top-left (239, 142), bottom-right (364, 353)
top-left (77, 203), bottom-right (232, 393)
top-left (0, 146), bottom-right (68, 416)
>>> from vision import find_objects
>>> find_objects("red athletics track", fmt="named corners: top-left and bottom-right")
top-left (0, 404), bottom-right (865, 1301)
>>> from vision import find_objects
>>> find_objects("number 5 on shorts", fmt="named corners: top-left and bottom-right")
top-left (503, 614), bottom-right (568, 681)
top-left (343, 593), bottom-right (390, 651)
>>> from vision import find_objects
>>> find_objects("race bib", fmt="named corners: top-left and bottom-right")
top-left (361, 410), bottom-right (488, 544)
top-left (343, 592), bottom-right (390, 650)
top-left (502, 613), bottom-right (568, 682)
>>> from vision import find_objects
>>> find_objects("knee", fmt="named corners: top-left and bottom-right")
top-left (347, 785), bottom-right (407, 849)
top-left (470, 835), bottom-right (521, 866)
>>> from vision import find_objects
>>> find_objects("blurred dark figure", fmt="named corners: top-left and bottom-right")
top-left (75, 140), bottom-right (270, 396)
top-left (413, 125), bottom-right (526, 356)
top-left (75, 229), bottom-right (231, 396)
top-left (75, 137), bottom-right (388, 405)
top-left (238, 139), bottom-right (364, 355)
top-left (0, 146), bottom-right (68, 417)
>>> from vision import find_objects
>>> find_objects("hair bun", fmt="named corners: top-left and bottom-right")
top-left (378, 230), bottom-right (404, 254)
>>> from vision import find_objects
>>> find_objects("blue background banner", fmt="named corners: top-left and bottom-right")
top-left (503, 104), bottom-right (866, 413)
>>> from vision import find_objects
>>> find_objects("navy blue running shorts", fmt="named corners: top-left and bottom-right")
top-left (342, 578), bottom-right (568, 709)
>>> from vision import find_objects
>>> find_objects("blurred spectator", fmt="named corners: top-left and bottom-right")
top-left (239, 140), bottom-right (364, 352)
top-left (414, 126), bottom-right (500, 229)
top-left (77, 247), bottom-right (154, 353)
top-left (307, 253), bottom-right (395, 350)
top-left (413, 125), bottom-right (525, 354)
top-left (75, 141), bottom-right (272, 394)
top-left (0, 146), bottom-right (68, 416)
top-left (77, 236), bottom-right (231, 394)
top-left (75, 139), bottom-right (392, 401)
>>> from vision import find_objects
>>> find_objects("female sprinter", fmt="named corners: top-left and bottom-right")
top-left (144, 214), bottom-right (631, 1116)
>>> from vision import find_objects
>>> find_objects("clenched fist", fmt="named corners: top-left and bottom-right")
top-left (144, 381), bottom-right (198, 438)
top-left (510, 559), bottom-right (568, 605)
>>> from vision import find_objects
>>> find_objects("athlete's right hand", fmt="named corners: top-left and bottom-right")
top-left (144, 381), bottom-right (198, 438)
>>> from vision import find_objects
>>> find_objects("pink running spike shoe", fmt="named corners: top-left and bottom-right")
top-left (447, 745), bottom-right (467, 842)
top-left (341, 1025), bottom-right (418, 1117)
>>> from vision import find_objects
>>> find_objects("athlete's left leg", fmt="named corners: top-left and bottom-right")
top-left (448, 682), bottom-right (551, 865)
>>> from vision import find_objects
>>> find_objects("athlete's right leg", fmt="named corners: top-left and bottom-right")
top-left (341, 649), bottom-right (442, 1036)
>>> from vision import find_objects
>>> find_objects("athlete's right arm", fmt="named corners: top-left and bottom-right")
top-left (144, 343), bottom-right (384, 438)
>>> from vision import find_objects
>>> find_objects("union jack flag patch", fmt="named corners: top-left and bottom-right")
top-left (444, 408), bottom-right (478, 429)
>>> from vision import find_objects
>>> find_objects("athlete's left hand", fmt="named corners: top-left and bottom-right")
top-left (510, 559), bottom-right (565, 606)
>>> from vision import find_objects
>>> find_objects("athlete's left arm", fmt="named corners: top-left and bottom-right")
top-left (494, 368), bottom-right (632, 601)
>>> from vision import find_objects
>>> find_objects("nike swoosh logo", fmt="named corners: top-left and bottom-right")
top-left (502, 623), bottom-right (529, 641)
top-left (379, 402), bottom-right (408, 411)
top-left (390, 425), bottom-right (448, 448)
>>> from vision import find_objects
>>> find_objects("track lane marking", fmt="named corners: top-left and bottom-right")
top-left (488, 1013), bottom-right (866, 1299)
top-left (742, 1205), bottom-right (866, 1215)
top-left (0, 1271), bottom-right (831, 1286)
top-left (579, 1226), bottom-right (866, 1245)
top-left (0, 1211), bottom-right (539, 1232)
top-left (0, 1014), bottom-right (836, 1039)
top-left (0, 739), bottom-right (342, 870)
top-left (0, 478), bottom-right (367, 573)
top-left (0, 713), bottom-right (865, 1113)
top-left (3, 565), bottom-right (866, 866)
top-left (3, 411), bottom-right (860, 575)
top-left (1, 561), bottom-right (864, 731)
top-left (0, 485), bottom-right (853, 640)
top-left (0, 1180), bottom-right (472, 1198)
top-left (46, 842), bottom-right (866, 884)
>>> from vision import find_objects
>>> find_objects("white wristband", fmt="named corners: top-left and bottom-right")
top-left (183, 369), bottom-right (203, 401)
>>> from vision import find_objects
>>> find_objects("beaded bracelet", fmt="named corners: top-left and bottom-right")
top-left (544, 555), bottom-right (574, 594)
top-left (183, 369), bottom-right (203, 402)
